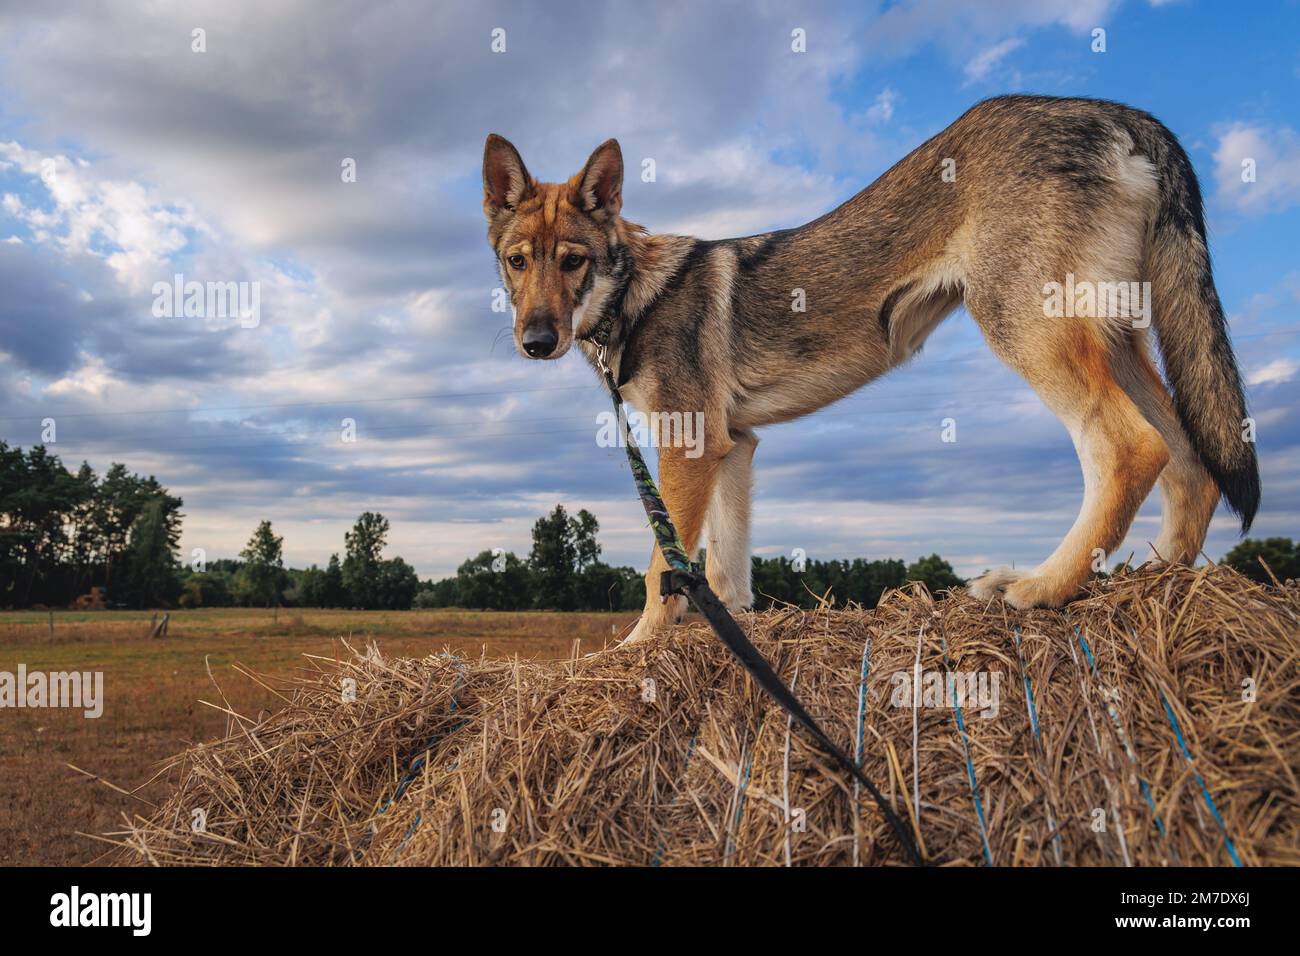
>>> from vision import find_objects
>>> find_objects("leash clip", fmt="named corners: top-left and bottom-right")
top-left (595, 342), bottom-right (611, 379)
top-left (660, 565), bottom-right (704, 599)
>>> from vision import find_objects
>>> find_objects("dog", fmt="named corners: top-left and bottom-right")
top-left (482, 94), bottom-right (1259, 643)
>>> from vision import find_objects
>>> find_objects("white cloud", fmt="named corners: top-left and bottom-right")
top-left (1213, 123), bottom-right (1300, 215)
top-left (963, 37), bottom-right (1025, 84)
top-left (658, 142), bottom-right (842, 238)
top-left (44, 351), bottom-right (118, 398)
top-left (1247, 358), bottom-right (1299, 387)
top-left (872, 1), bottom-right (1116, 57)
top-left (0, 141), bottom-right (203, 291)
top-left (865, 87), bottom-right (898, 124)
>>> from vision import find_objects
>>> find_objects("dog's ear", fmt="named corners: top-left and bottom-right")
top-left (573, 138), bottom-right (623, 221)
top-left (483, 134), bottom-right (533, 218)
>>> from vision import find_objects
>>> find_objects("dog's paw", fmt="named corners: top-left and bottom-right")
top-left (1003, 574), bottom-right (1078, 609)
top-left (620, 593), bottom-right (690, 645)
top-left (969, 567), bottom-right (1077, 609)
top-left (967, 567), bottom-right (1025, 602)
top-left (620, 616), bottom-right (653, 645)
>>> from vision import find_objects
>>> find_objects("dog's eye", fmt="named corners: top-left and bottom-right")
top-left (561, 252), bottom-right (586, 272)
top-left (507, 254), bottom-right (527, 270)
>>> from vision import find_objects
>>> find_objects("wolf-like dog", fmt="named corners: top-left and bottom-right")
top-left (482, 95), bottom-right (1260, 643)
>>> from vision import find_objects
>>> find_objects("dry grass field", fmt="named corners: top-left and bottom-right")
top-left (0, 607), bottom-right (637, 866)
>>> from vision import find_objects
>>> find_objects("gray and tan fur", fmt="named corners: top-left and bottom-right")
top-left (482, 94), bottom-right (1260, 642)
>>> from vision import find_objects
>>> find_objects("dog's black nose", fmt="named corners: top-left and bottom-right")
top-left (521, 321), bottom-right (558, 358)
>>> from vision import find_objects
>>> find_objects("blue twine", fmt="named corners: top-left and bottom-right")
top-left (733, 746), bottom-right (755, 831)
top-left (1159, 691), bottom-right (1242, 867)
top-left (852, 636), bottom-right (873, 866)
top-left (942, 637), bottom-right (992, 865)
top-left (855, 637), bottom-right (871, 768)
top-left (1013, 627), bottom-right (1041, 738)
top-left (1077, 632), bottom-right (1097, 671)
top-left (952, 678), bottom-right (993, 865)
top-left (352, 653), bottom-right (468, 862)
top-left (722, 739), bottom-right (756, 867)
top-left (396, 757), bottom-right (462, 852)
top-left (1013, 627), bottom-right (1062, 863)
top-left (1072, 625), bottom-right (1173, 853)
top-left (1139, 779), bottom-right (1167, 837)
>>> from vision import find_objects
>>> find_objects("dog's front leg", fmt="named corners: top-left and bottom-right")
top-left (623, 440), bottom-right (728, 644)
top-left (705, 429), bottom-right (757, 610)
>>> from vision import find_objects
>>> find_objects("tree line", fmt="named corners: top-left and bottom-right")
top-left (421, 526), bottom-right (1298, 610)
top-left (2, 443), bottom-right (1293, 610)
top-left (180, 512), bottom-right (420, 611)
top-left (417, 504), bottom-right (645, 611)
top-left (416, 504), bottom-right (968, 611)
top-left (0, 442), bottom-right (417, 609)
top-left (1, 442), bottom-right (182, 608)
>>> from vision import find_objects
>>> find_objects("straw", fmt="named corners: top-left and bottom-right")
top-left (109, 564), bottom-right (1298, 866)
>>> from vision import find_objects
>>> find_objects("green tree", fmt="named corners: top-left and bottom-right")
top-left (574, 561), bottom-right (643, 610)
top-left (1222, 538), bottom-right (1299, 585)
top-left (178, 568), bottom-right (233, 607)
top-left (454, 550), bottom-right (532, 610)
top-left (239, 520), bottom-right (285, 607)
top-left (343, 512), bottom-right (390, 609)
top-left (415, 576), bottom-right (460, 608)
top-left (905, 554), bottom-right (965, 595)
top-left (3, 454), bottom-right (102, 603)
top-left (377, 556), bottom-right (419, 609)
top-left (0, 444), bottom-right (98, 605)
top-left (321, 553), bottom-right (347, 607)
top-left (748, 555), bottom-right (907, 610)
top-left (121, 498), bottom-right (181, 608)
top-left (178, 577), bottom-right (204, 609)
top-left (528, 505), bottom-right (579, 610)
top-left (91, 463), bottom-right (182, 600)
top-left (289, 564), bottom-right (324, 607)
top-left (573, 509), bottom-right (601, 570)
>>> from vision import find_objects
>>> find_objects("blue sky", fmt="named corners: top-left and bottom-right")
top-left (0, 0), bottom-right (1296, 581)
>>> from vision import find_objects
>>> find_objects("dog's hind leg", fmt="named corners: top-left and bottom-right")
top-left (1111, 337), bottom-right (1219, 564)
top-left (967, 319), bottom-right (1169, 608)
top-left (705, 429), bottom-right (758, 610)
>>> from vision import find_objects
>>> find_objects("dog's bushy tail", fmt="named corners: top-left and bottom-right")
top-left (1131, 116), bottom-right (1260, 532)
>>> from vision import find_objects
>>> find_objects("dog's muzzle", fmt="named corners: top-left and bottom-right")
top-left (521, 318), bottom-right (559, 358)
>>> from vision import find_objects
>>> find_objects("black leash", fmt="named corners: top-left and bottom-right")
top-left (588, 326), bottom-right (925, 866)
